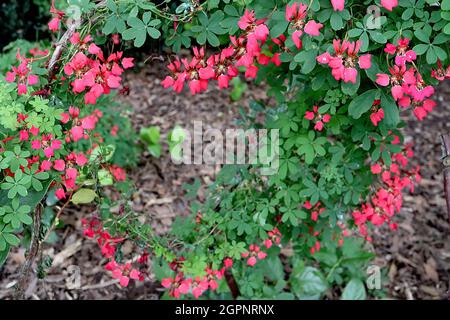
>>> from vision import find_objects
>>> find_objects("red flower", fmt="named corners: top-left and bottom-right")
top-left (317, 40), bottom-right (371, 83)
top-left (6, 52), bottom-right (39, 95)
top-left (304, 106), bottom-right (331, 131)
top-left (285, 3), bottom-right (323, 49)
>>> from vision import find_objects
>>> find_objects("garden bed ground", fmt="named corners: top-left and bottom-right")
top-left (0, 62), bottom-right (449, 300)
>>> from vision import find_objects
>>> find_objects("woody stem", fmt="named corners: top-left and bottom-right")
top-left (440, 133), bottom-right (450, 226)
top-left (224, 270), bottom-right (240, 299)
top-left (14, 205), bottom-right (42, 299)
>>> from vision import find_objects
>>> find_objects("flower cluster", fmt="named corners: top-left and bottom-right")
top-left (241, 244), bottom-right (268, 266)
top-left (304, 106), bottom-right (331, 131)
top-left (353, 143), bottom-right (420, 240)
top-left (162, 4), bottom-right (324, 95)
top-left (63, 33), bottom-right (134, 105)
top-left (82, 218), bottom-right (145, 287)
top-left (162, 10), bottom-right (275, 94)
top-left (431, 60), bottom-right (450, 81)
top-left (317, 39), bottom-right (372, 83)
top-left (376, 39), bottom-right (436, 121)
top-left (264, 228), bottom-right (282, 249)
top-left (330, 0), bottom-right (398, 12)
top-left (161, 259), bottom-right (229, 298)
top-left (48, 0), bottom-right (65, 32)
top-left (285, 2), bottom-right (323, 49)
top-left (5, 50), bottom-right (39, 95)
top-left (302, 201), bottom-right (326, 254)
top-left (369, 100), bottom-right (385, 127)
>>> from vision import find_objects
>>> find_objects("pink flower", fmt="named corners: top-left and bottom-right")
top-left (292, 30), bottom-right (303, 49)
top-left (55, 188), bottom-right (66, 200)
top-left (431, 60), bottom-right (450, 81)
top-left (6, 56), bottom-right (39, 95)
top-left (371, 164), bottom-right (382, 174)
top-left (48, 17), bottom-right (60, 32)
top-left (43, 147), bottom-right (55, 158)
top-left (358, 54), bottom-right (372, 69)
top-left (30, 126), bottom-right (40, 136)
top-left (110, 165), bottom-right (126, 181)
top-left (318, 40), bottom-right (370, 83)
top-left (76, 153), bottom-right (88, 166)
top-left (66, 168), bottom-right (78, 180)
top-left (129, 269), bottom-right (140, 280)
top-left (88, 43), bottom-right (102, 55)
top-left (370, 108), bottom-right (385, 126)
top-left (376, 65), bottom-right (416, 100)
top-left (304, 20), bottom-right (323, 36)
top-left (19, 130), bottom-right (29, 141)
top-left (224, 258), bottom-right (233, 269)
top-left (384, 38), bottom-right (416, 66)
top-left (316, 52), bottom-right (332, 64)
top-left (238, 9), bottom-right (269, 41)
top-left (247, 256), bottom-right (257, 266)
top-left (257, 251), bottom-right (267, 260)
top-left (122, 57), bottom-right (134, 69)
top-left (71, 126), bottom-right (84, 141)
top-left (381, 0), bottom-right (398, 11)
top-left (331, 0), bottom-right (345, 11)
top-left (305, 106), bottom-right (331, 131)
top-left (413, 99), bottom-right (436, 121)
top-left (31, 140), bottom-right (41, 150)
top-left (70, 32), bottom-right (92, 46)
top-left (285, 3), bottom-right (322, 48)
top-left (41, 160), bottom-right (52, 171)
top-left (376, 73), bottom-right (390, 86)
top-left (245, 65), bottom-right (258, 78)
top-left (53, 159), bottom-right (66, 171)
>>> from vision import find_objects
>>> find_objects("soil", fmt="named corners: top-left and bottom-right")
top-left (0, 62), bottom-right (449, 300)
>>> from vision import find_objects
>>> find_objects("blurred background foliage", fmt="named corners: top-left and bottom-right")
top-left (0, 0), bottom-right (51, 50)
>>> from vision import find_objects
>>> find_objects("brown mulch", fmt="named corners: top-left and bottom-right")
top-left (0, 61), bottom-right (449, 299)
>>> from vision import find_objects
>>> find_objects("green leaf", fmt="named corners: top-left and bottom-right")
top-left (369, 31), bottom-right (387, 44)
top-left (3, 233), bottom-right (20, 246)
top-left (445, 22), bottom-right (450, 35)
top-left (413, 43), bottom-right (429, 55)
top-left (381, 92), bottom-right (400, 127)
top-left (294, 50), bottom-right (318, 74)
top-left (98, 169), bottom-right (114, 186)
top-left (0, 180), bottom-right (52, 210)
top-left (341, 278), bottom-right (367, 300)
top-left (348, 28), bottom-right (363, 38)
top-left (330, 12), bottom-right (344, 30)
top-left (268, 10), bottom-right (289, 38)
top-left (207, 31), bottom-right (220, 47)
top-left (443, 0), bottom-right (450, 10)
top-left (348, 89), bottom-right (378, 119)
top-left (414, 28), bottom-right (430, 43)
top-left (71, 189), bottom-right (97, 205)
top-left (291, 266), bottom-right (328, 300)
top-left (147, 27), bottom-right (161, 39)
top-left (0, 245), bottom-right (10, 267)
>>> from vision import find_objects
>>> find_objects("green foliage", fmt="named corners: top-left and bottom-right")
top-left (71, 188), bottom-right (97, 205)
top-left (140, 126), bottom-right (162, 158)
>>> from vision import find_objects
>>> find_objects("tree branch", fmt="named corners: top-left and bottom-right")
top-left (47, 21), bottom-right (80, 76)
top-left (440, 133), bottom-right (450, 225)
top-left (224, 270), bottom-right (240, 299)
top-left (14, 205), bottom-right (43, 299)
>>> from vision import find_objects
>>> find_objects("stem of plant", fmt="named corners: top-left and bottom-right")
top-left (14, 205), bottom-right (43, 300)
top-left (224, 269), bottom-right (240, 299)
top-left (440, 133), bottom-right (450, 225)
